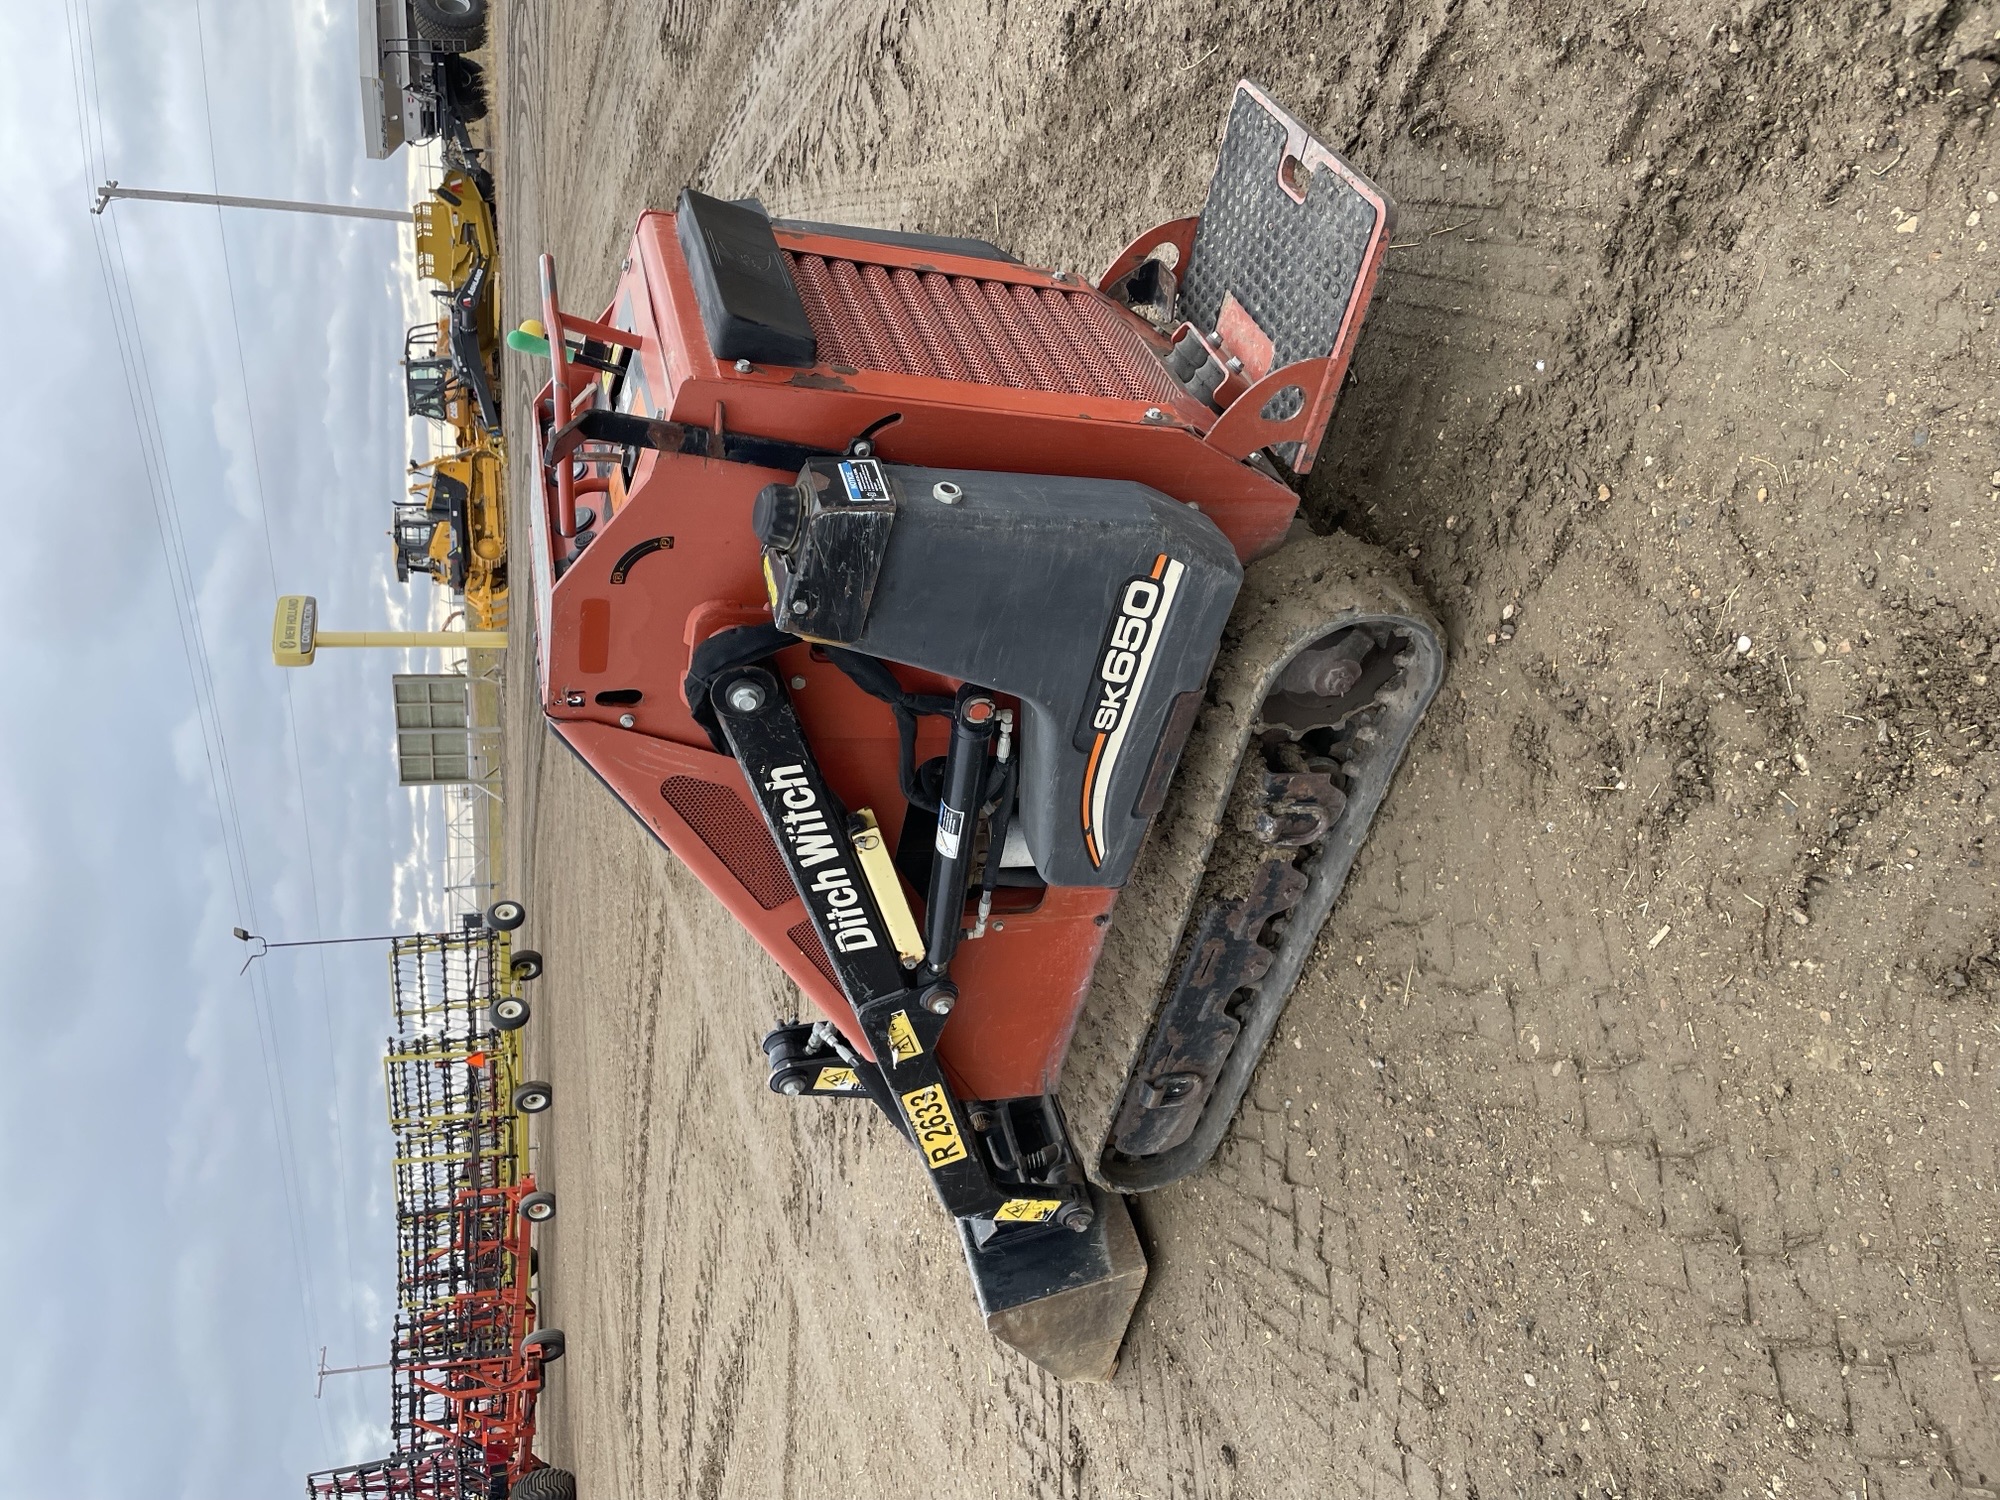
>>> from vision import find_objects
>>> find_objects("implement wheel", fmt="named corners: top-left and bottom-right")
top-left (441, 55), bottom-right (488, 123)
top-left (520, 1327), bottom-right (567, 1364)
top-left (487, 898), bottom-right (527, 931)
top-left (512, 1080), bottom-right (554, 1114)
top-left (412, 0), bottom-right (488, 43)
top-left (519, 1190), bottom-right (557, 1223)
top-left (489, 996), bottom-right (530, 1031)
top-left (510, 949), bottom-right (543, 980)
top-left (509, 1466), bottom-right (576, 1500)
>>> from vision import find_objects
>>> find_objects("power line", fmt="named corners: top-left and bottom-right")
top-left (188, 0), bottom-right (372, 1360)
top-left (69, 0), bottom-right (323, 1359)
top-left (61, 0), bottom-right (342, 1440)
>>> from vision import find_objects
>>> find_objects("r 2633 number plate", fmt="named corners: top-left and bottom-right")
top-left (899, 1083), bottom-right (968, 1169)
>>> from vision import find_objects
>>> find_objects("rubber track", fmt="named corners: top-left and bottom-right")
top-left (1062, 529), bottom-right (1442, 1191)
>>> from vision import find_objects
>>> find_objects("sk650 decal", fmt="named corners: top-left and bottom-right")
top-left (1075, 553), bottom-right (1185, 867)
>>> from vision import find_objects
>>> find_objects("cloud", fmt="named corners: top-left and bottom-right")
top-left (0, 0), bottom-right (443, 1492)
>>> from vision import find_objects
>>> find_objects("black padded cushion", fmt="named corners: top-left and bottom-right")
top-left (676, 189), bottom-right (817, 368)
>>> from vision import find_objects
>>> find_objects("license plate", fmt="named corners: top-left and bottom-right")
top-left (900, 1083), bottom-right (967, 1169)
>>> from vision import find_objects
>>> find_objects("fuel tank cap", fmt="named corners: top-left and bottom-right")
top-left (752, 482), bottom-right (805, 550)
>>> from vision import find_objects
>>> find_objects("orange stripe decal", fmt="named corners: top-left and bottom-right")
top-left (1080, 732), bottom-right (1107, 866)
top-left (1079, 556), bottom-right (1167, 869)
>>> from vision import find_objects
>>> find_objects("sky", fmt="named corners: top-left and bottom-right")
top-left (2, 2), bottom-right (469, 1494)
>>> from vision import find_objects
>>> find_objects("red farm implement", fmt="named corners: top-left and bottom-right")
top-left (307, 908), bottom-right (576, 1500)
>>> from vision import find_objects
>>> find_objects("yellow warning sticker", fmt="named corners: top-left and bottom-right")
top-left (813, 1066), bottom-right (860, 1093)
top-left (994, 1198), bottom-right (1063, 1223)
top-left (900, 1083), bottom-right (967, 1169)
top-left (885, 1009), bottom-right (923, 1066)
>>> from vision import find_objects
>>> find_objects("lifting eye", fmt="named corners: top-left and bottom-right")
top-left (594, 689), bottom-right (643, 706)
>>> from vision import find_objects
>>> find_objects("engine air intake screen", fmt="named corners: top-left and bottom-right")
top-left (783, 253), bottom-right (1182, 406)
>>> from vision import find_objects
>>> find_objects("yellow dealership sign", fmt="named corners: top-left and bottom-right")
top-left (273, 595), bottom-right (318, 665)
top-left (270, 594), bottom-right (507, 666)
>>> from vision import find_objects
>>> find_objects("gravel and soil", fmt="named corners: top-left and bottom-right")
top-left (494, 2), bottom-right (2000, 1495)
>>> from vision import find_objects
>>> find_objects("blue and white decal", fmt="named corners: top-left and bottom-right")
top-left (837, 459), bottom-right (891, 503)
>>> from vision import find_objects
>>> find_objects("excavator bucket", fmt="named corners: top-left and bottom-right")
top-left (522, 81), bottom-right (1438, 1379)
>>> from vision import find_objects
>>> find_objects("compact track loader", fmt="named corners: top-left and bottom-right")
top-left (394, 435), bottom-right (508, 629)
top-left (524, 82), bottom-right (1442, 1380)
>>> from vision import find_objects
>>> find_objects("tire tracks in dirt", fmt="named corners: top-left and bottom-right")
top-left (499, 2), bottom-right (2000, 1495)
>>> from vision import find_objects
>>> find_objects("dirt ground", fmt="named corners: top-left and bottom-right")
top-left (493, 2), bottom-right (2000, 1495)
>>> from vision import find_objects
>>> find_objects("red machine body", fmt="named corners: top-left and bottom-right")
top-left (526, 93), bottom-right (1388, 1104)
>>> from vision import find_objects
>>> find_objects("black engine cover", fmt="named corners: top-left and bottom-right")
top-left (759, 458), bottom-right (1241, 888)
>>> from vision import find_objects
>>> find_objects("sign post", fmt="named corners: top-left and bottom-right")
top-left (272, 595), bottom-right (507, 666)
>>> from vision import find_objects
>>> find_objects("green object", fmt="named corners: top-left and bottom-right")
top-left (506, 328), bottom-right (551, 358)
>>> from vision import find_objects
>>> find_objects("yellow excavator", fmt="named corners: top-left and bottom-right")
top-left (392, 167), bottom-right (508, 629)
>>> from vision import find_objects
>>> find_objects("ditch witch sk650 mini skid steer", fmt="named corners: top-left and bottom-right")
top-left (523, 82), bottom-right (1443, 1380)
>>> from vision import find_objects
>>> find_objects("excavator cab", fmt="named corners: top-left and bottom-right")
top-left (403, 323), bottom-right (459, 427)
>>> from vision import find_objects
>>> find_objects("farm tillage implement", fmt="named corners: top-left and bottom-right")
top-left (305, 908), bottom-right (576, 1500)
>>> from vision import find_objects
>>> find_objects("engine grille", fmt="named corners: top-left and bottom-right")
top-left (661, 776), bottom-right (796, 910)
top-left (786, 919), bottom-right (840, 989)
top-left (785, 253), bottom-right (1182, 406)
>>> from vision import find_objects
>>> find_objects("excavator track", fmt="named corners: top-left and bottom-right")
top-left (1063, 529), bottom-right (1444, 1192)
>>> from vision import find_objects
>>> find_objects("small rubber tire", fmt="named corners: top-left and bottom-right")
top-left (489, 996), bottom-right (531, 1031)
top-left (508, 1465), bottom-right (576, 1500)
top-left (412, 0), bottom-right (488, 44)
top-left (519, 1190), bottom-right (557, 1223)
top-left (510, 949), bottom-right (543, 980)
top-left (487, 899), bottom-right (526, 931)
top-left (520, 1327), bottom-right (567, 1364)
top-left (512, 1080), bottom-right (554, 1114)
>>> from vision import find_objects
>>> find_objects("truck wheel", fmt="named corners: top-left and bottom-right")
top-left (519, 1190), bottom-right (557, 1223)
top-left (487, 899), bottom-right (526, 931)
top-left (489, 996), bottom-right (530, 1031)
top-left (520, 1327), bottom-right (567, 1363)
top-left (508, 1466), bottom-right (576, 1500)
top-left (512, 1081), bottom-right (554, 1114)
top-left (412, 0), bottom-right (488, 44)
top-left (510, 949), bottom-right (543, 980)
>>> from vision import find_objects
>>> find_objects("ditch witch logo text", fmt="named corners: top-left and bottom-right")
top-left (763, 764), bottom-right (881, 954)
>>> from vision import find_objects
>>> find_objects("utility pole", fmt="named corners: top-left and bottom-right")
top-left (315, 1346), bottom-right (393, 1398)
top-left (93, 180), bottom-right (410, 223)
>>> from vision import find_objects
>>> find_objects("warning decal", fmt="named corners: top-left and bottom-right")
top-left (885, 1009), bottom-right (923, 1066)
